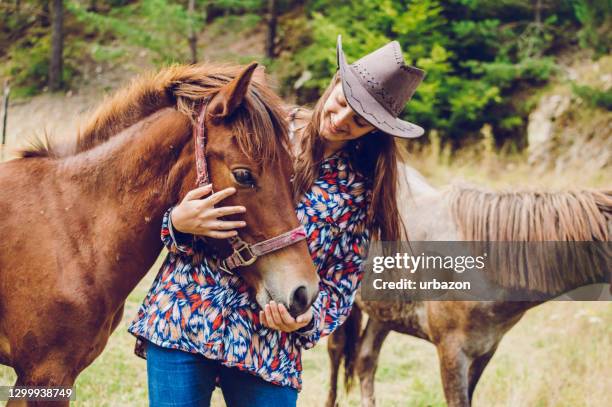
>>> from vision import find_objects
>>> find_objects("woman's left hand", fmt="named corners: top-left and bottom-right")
top-left (259, 301), bottom-right (313, 333)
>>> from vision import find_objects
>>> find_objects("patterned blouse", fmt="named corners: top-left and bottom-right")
top-left (128, 149), bottom-right (371, 390)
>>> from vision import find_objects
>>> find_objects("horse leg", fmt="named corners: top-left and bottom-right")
top-left (467, 350), bottom-right (495, 403)
top-left (5, 385), bottom-right (28, 407)
top-left (9, 353), bottom-right (80, 407)
top-left (356, 319), bottom-right (390, 407)
top-left (6, 377), bottom-right (27, 407)
top-left (325, 328), bottom-right (346, 407)
top-left (437, 339), bottom-right (471, 407)
top-left (6, 374), bottom-right (75, 407)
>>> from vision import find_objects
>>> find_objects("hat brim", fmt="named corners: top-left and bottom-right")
top-left (336, 36), bottom-right (424, 139)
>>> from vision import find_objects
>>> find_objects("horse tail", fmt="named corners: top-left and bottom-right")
top-left (343, 302), bottom-right (363, 391)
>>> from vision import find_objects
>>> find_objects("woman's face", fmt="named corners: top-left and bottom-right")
top-left (319, 82), bottom-right (375, 142)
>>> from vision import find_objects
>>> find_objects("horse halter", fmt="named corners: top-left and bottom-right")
top-left (193, 97), bottom-right (307, 275)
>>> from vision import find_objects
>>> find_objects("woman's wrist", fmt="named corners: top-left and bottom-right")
top-left (169, 205), bottom-right (186, 233)
top-left (168, 207), bottom-right (193, 248)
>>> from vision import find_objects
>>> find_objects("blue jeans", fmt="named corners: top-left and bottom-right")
top-left (146, 341), bottom-right (298, 407)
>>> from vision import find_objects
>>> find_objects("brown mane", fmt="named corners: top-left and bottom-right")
top-left (448, 185), bottom-right (612, 293)
top-left (19, 63), bottom-right (290, 164)
top-left (449, 185), bottom-right (611, 241)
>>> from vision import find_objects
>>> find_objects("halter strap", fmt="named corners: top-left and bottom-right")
top-left (195, 97), bottom-right (211, 187)
top-left (220, 226), bottom-right (307, 271)
top-left (193, 99), bottom-right (307, 275)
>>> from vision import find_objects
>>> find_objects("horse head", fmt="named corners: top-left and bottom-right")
top-left (188, 63), bottom-right (319, 317)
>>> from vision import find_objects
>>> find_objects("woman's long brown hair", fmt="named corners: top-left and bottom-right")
top-left (292, 74), bottom-right (407, 241)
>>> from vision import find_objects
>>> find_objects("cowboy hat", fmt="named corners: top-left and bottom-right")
top-left (337, 35), bottom-right (426, 138)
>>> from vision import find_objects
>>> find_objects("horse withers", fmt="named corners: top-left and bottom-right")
top-left (0, 63), bottom-right (318, 405)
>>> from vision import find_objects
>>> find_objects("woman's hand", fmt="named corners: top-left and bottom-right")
top-left (259, 301), bottom-right (313, 333)
top-left (170, 184), bottom-right (247, 239)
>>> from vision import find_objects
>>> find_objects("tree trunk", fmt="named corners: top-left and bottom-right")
top-left (535, 0), bottom-right (542, 26)
top-left (41, 1), bottom-right (50, 27)
top-left (2, 81), bottom-right (10, 147)
top-left (1, 80), bottom-right (10, 162)
top-left (188, 0), bottom-right (197, 63)
top-left (49, 0), bottom-right (64, 91)
top-left (266, 0), bottom-right (277, 59)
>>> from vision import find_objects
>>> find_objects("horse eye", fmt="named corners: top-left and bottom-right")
top-left (232, 169), bottom-right (256, 187)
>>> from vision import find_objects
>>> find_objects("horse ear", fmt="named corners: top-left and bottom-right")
top-left (252, 65), bottom-right (267, 86)
top-left (208, 62), bottom-right (258, 120)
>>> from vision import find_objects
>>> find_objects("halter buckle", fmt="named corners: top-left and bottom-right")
top-left (232, 241), bottom-right (257, 266)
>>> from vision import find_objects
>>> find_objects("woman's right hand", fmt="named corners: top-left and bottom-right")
top-left (170, 184), bottom-right (247, 239)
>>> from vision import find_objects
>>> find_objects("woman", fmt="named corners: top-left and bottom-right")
top-left (128, 35), bottom-right (425, 406)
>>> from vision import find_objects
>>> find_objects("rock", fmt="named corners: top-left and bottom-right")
top-left (601, 74), bottom-right (612, 91)
top-left (527, 94), bottom-right (570, 167)
top-left (527, 88), bottom-right (611, 173)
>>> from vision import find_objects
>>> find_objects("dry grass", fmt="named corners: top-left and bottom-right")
top-left (403, 131), bottom-right (610, 191)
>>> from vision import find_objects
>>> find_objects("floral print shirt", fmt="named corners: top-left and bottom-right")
top-left (128, 149), bottom-right (371, 390)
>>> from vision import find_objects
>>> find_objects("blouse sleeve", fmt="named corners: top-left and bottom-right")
top-left (161, 207), bottom-right (197, 255)
top-left (293, 208), bottom-right (370, 349)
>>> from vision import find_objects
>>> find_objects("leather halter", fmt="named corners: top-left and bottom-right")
top-left (193, 98), bottom-right (307, 275)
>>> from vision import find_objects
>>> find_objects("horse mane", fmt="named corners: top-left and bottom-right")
top-left (449, 185), bottom-right (611, 241)
top-left (18, 63), bottom-right (290, 163)
top-left (448, 185), bottom-right (611, 294)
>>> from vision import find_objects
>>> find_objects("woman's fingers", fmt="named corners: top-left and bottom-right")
top-left (172, 186), bottom-right (249, 238)
top-left (210, 206), bottom-right (247, 219)
top-left (183, 184), bottom-right (213, 201)
top-left (263, 305), bottom-right (278, 329)
top-left (260, 303), bottom-right (309, 332)
top-left (296, 311), bottom-right (308, 324)
top-left (212, 220), bottom-right (247, 231)
top-left (296, 307), bottom-right (313, 325)
top-left (268, 301), bottom-right (284, 326)
top-left (277, 303), bottom-right (298, 325)
top-left (205, 230), bottom-right (238, 239)
top-left (205, 187), bottom-right (238, 206)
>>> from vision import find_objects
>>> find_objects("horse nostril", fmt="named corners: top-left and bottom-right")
top-left (289, 285), bottom-right (309, 317)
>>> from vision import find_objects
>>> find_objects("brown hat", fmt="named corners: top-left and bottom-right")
top-left (337, 35), bottom-right (426, 138)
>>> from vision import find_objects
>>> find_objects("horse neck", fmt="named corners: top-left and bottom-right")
top-left (398, 163), bottom-right (437, 198)
top-left (397, 163), bottom-right (459, 241)
top-left (60, 108), bottom-right (195, 297)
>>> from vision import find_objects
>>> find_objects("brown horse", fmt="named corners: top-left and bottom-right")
top-left (326, 163), bottom-right (611, 407)
top-left (0, 62), bottom-right (318, 405)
